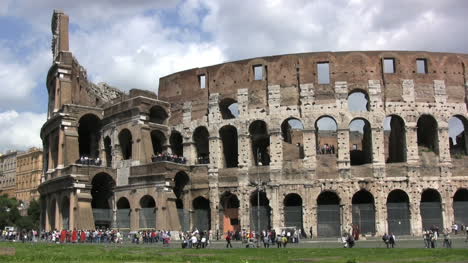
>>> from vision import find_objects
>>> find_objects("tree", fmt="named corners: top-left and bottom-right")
top-left (0, 194), bottom-right (20, 229)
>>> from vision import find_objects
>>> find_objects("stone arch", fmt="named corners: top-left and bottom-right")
top-left (219, 98), bottom-right (239, 119)
top-left (283, 193), bottom-right (303, 230)
top-left (192, 196), bottom-right (211, 231)
top-left (118, 129), bottom-right (133, 160)
top-left (281, 117), bottom-right (304, 160)
top-left (449, 115), bottom-right (468, 156)
top-left (316, 191), bottom-right (341, 237)
top-left (220, 192), bottom-right (240, 233)
top-left (420, 188), bottom-right (443, 230)
top-left (386, 189), bottom-right (411, 235)
top-left (417, 114), bottom-right (439, 155)
top-left (219, 125), bottom-right (238, 168)
top-left (48, 197), bottom-right (57, 230)
top-left (193, 126), bottom-right (210, 164)
top-left (149, 105), bottom-right (168, 124)
top-left (384, 115), bottom-right (407, 163)
top-left (61, 196), bottom-right (70, 230)
top-left (349, 118), bottom-right (373, 165)
top-left (91, 172), bottom-right (115, 228)
top-left (352, 190), bottom-right (376, 235)
top-left (78, 114), bottom-right (101, 159)
top-left (151, 130), bottom-right (166, 156)
top-left (116, 197), bottom-right (131, 229)
top-left (315, 116), bottom-right (338, 155)
top-left (170, 130), bottom-right (183, 156)
top-left (139, 195), bottom-right (156, 229)
top-left (453, 188), bottom-right (468, 225)
top-left (348, 89), bottom-right (370, 112)
top-left (249, 120), bottom-right (270, 165)
top-left (250, 190), bottom-right (271, 231)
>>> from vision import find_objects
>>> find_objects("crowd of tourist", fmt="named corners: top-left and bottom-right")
top-left (151, 152), bottom-right (186, 164)
top-left (317, 144), bottom-right (336, 155)
top-left (77, 156), bottom-right (102, 166)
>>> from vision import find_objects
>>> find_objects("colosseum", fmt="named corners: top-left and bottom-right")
top-left (39, 10), bottom-right (468, 237)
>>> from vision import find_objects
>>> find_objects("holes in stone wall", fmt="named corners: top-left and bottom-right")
top-left (349, 118), bottom-right (373, 165)
top-left (151, 130), bottom-right (166, 155)
top-left (348, 90), bottom-right (370, 112)
top-left (193, 126), bottom-right (210, 164)
top-left (417, 114), bottom-right (439, 155)
top-left (220, 125), bottom-right (238, 168)
top-left (170, 131), bottom-right (183, 156)
top-left (281, 118), bottom-right (304, 160)
top-left (149, 105), bottom-right (168, 124)
top-left (219, 98), bottom-right (239, 119)
top-left (384, 115), bottom-right (407, 163)
top-left (78, 114), bottom-right (101, 159)
top-left (118, 129), bottom-right (133, 160)
top-left (449, 116), bottom-right (467, 156)
top-left (249, 120), bottom-right (270, 165)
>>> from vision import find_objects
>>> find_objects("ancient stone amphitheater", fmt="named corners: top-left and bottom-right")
top-left (39, 10), bottom-right (468, 237)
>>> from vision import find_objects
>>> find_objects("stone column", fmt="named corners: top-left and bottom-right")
top-left (209, 136), bottom-right (222, 169)
top-left (409, 197), bottom-right (422, 236)
top-left (239, 187), bottom-right (250, 231)
top-left (337, 128), bottom-right (350, 178)
top-left (69, 191), bottom-right (75, 229)
top-left (374, 193), bottom-right (387, 236)
top-left (54, 197), bottom-right (60, 230)
top-left (438, 126), bottom-right (451, 164)
top-left (238, 132), bottom-right (251, 168)
top-left (209, 180), bottom-right (219, 234)
top-left (302, 128), bottom-right (316, 172)
top-left (372, 126), bottom-right (386, 178)
top-left (406, 123), bottom-right (419, 165)
top-left (342, 203), bottom-right (352, 234)
top-left (268, 186), bottom-right (280, 232)
top-left (269, 129), bottom-right (283, 169)
top-left (57, 127), bottom-right (65, 168)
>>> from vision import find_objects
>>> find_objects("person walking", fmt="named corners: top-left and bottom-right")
top-left (225, 231), bottom-right (232, 248)
top-left (389, 233), bottom-right (396, 248)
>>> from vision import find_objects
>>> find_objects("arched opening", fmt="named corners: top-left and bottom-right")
top-left (118, 129), bottom-right (133, 160)
top-left (453, 188), bottom-right (468, 225)
top-left (420, 189), bottom-right (443, 230)
top-left (315, 116), bottom-right (338, 156)
top-left (49, 198), bottom-right (56, 230)
top-left (317, 191), bottom-right (341, 237)
top-left (348, 90), bottom-right (370, 112)
top-left (78, 114), bottom-right (101, 159)
top-left (449, 116), bottom-right (468, 156)
top-left (352, 190), bottom-right (376, 235)
top-left (193, 196), bottom-right (211, 231)
top-left (250, 191), bottom-right (271, 231)
top-left (281, 118), bottom-right (304, 160)
top-left (417, 114), bottom-right (439, 155)
top-left (384, 115), bottom-right (407, 163)
top-left (249, 120), bottom-right (270, 165)
top-left (174, 171), bottom-right (190, 231)
top-left (61, 197), bottom-right (70, 230)
top-left (151, 130), bottom-right (166, 156)
top-left (149, 105), bottom-right (168, 124)
top-left (139, 195), bottom-right (156, 229)
top-left (170, 131), bottom-right (183, 156)
top-left (91, 173), bottom-right (115, 228)
top-left (220, 125), bottom-right (238, 168)
top-left (104, 136), bottom-right (112, 167)
top-left (283, 193), bottom-right (303, 230)
top-left (220, 192), bottom-right (240, 233)
top-left (387, 189), bottom-right (411, 235)
top-left (116, 197), bottom-right (131, 229)
top-left (193, 126), bottom-right (210, 164)
top-left (219, 98), bottom-right (239, 119)
top-left (349, 118), bottom-right (373, 165)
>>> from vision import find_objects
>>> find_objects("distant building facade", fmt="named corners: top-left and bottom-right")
top-left (0, 151), bottom-right (18, 197)
top-left (16, 148), bottom-right (43, 205)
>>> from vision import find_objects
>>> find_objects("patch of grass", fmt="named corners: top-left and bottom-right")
top-left (0, 243), bottom-right (468, 263)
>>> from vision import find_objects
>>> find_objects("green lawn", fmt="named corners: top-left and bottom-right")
top-left (0, 242), bottom-right (467, 263)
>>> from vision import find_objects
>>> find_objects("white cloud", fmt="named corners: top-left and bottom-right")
top-left (0, 111), bottom-right (46, 153)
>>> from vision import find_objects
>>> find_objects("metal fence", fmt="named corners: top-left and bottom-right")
top-left (93, 208), bottom-right (112, 227)
top-left (177, 209), bottom-right (190, 232)
top-left (116, 209), bottom-right (131, 229)
top-left (284, 206), bottom-right (303, 229)
top-left (387, 203), bottom-right (410, 235)
top-left (317, 204), bottom-right (341, 237)
top-left (420, 202), bottom-right (443, 230)
top-left (454, 201), bottom-right (468, 225)
top-left (250, 206), bottom-right (271, 231)
top-left (193, 208), bottom-right (210, 231)
top-left (139, 208), bottom-right (156, 229)
top-left (352, 203), bottom-right (376, 234)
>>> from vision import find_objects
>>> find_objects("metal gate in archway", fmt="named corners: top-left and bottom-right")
top-left (116, 209), bottom-right (131, 228)
top-left (193, 208), bottom-right (210, 231)
top-left (317, 205), bottom-right (341, 237)
top-left (420, 202), bottom-right (443, 230)
top-left (284, 206), bottom-right (303, 229)
top-left (352, 203), bottom-right (376, 234)
top-left (387, 203), bottom-right (411, 235)
top-left (454, 201), bottom-right (468, 225)
top-left (139, 208), bottom-right (156, 229)
top-left (178, 209), bottom-right (190, 231)
top-left (250, 206), bottom-right (271, 231)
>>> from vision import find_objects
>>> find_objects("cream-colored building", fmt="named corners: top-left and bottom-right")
top-left (0, 151), bottom-right (18, 198)
top-left (16, 148), bottom-right (43, 205)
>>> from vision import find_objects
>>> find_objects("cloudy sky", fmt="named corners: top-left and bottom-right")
top-left (0, 0), bottom-right (467, 152)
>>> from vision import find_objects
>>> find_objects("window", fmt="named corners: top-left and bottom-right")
top-left (199, 74), bottom-right (206, 89)
top-left (253, 65), bottom-right (264, 80)
top-left (383, 58), bottom-right (395, 73)
top-left (317, 62), bottom-right (330, 84)
top-left (416, 59), bottom-right (428, 74)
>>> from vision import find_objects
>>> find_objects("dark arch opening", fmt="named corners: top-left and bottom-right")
top-left (281, 118), bottom-right (304, 160)
top-left (78, 114), bottom-right (101, 159)
top-left (151, 130), bottom-right (166, 155)
top-left (61, 197), bottom-right (70, 230)
top-left (384, 115), bottom-right (407, 163)
top-left (149, 105), bottom-right (168, 124)
top-left (250, 191), bottom-right (271, 231)
top-left (348, 90), bottom-right (370, 112)
top-left (91, 173), bottom-right (115, 228)
top-left (117, 197), bottom-right (130, 209)
top-left (116, 197), bottom-right (131, 229)
top-left (349, 118), bottom-right (373, 165)
top-left (140, 195), bottom-right (156, 208)
top-left (170, 131), bottom-right (183, 156)
top-left (49, 199), bottom-right (56, 230)
top-left (352, 190), bottom-right (376, 234)
top-left (449, 116), bottom-right (468, 156)
top-left (317, 191), bottom-right (341, 237)
top-left (249, 120), bottom-right (270, 165)
top-left (284, 193), bottom-right (303, 230)
top-left (193, 126), bottom-right (210, 164)
top-left (420, 189), bottom-right (443, 230)
top-left (387, 189), bottom-right (410, 235)
top-left (453, 188), bottom-right (468, 225)
top-left (173, 171), bottom-right (189, 200)
top-left (220, 125), bottom-right (238, 168)
top-left (220, 192), bottom-right (240, 233)
top-left (417, 114), bottom-right (439, 154)
top-left (315, 116), bottom-right (338, 155)
top-left (118, 129), bottom-right (133, 160)
top-left (104, 136), bottom-right (112, 167)
top-left (139, 195), bottom-right (156, 229)
top-left (219, 98), bottom-right (239, 119)
top-left (193, 196), bottom-right (211, 231)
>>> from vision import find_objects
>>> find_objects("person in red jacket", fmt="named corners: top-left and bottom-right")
top-left (72, 229), bottom-right (78, 243)
top-left (60, 229), bottom-right (67, 243)
top-left (80, 230), bottom-right (87, 243)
